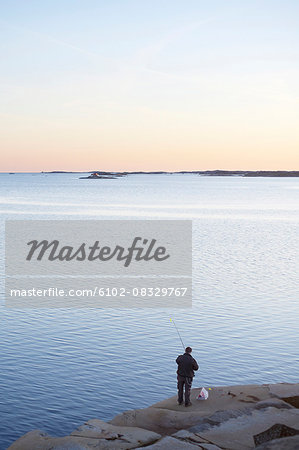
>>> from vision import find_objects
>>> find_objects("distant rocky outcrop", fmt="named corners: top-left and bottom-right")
top-left (8, 383), bottom-right (299, 449)
top-left (80, 171), bottom-right (127, 179)
top-left (80, 174), bottom-right (117, 179)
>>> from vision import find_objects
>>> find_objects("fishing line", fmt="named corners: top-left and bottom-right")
top-left (170, 318), bottom-right (185, 350)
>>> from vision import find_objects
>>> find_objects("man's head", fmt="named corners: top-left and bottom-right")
top-left (185, 347), bottom-right (192, 354)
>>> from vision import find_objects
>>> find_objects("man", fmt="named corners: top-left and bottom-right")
top-left (176, 347), bottom-right (199, 406)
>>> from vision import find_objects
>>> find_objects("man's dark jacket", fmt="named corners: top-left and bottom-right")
top-left (176, 352), bottom-right (199, 378)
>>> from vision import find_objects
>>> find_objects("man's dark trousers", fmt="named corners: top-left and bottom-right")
top-left (177, 375), bottom-right (193, 405)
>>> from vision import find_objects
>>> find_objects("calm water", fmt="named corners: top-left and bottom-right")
top-left (0, 173), bottom-right (298, 449)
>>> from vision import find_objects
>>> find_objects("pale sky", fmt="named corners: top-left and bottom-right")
top-left (0, 0), bottom-right (298, 172)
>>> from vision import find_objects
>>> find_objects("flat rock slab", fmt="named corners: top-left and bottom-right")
top-left (268, 383), bottom-right (299, 399)
top-left (200, 445), bottom-right (224, 450)
top-left (144, 435), bottom-right (202, 449)
top-left (8, 431), bottom-right (108, 450)
top-left (151, 384), bottom-right (272, 412)
top-left (172, 429), bottom-right (210, 443)
top-left (253, 398), bottom-right (293, 410)
top-left (111, 406), bottom-right (225, 435)
top-left (254, 423), bottom-right (299, 446)
top-left (110, 385), bottom-right (273, 434)
top-left (255, 435), bottom-right (299, 449)
top-left (268, 384), bottom-right (299, 408)
top-left (71, 418), bottom-right (160, 442)
top-left (196, 407), bottom-right (299, 450)
top-left (8, 421), bottom-right (161, 450)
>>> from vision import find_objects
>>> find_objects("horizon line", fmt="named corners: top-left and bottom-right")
top-left (1, 169), bottom-right (299, 174)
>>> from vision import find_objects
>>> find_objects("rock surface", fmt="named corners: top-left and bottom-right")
top-left (8, 422), bottom-right (161, 450)
top-left (145, 435), bottom-right (201, 449)
top-left (191, 408), bottom-right (299, 450)
top-left (255, 435), bottom-right (299, 449)
top-left (8, 383), bottom-right (299, 449)
top-left (254, 423), bottom-right (299, 446)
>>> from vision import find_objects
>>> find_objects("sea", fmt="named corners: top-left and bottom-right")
top-left (0, 173), bottom-right (298, 449)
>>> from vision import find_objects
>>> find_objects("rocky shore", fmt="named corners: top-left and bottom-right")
top-left (8, 383), bottom-right (299, 449)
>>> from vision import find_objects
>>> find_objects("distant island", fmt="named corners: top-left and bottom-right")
top-left (41, 170), bottom-right (299, 178)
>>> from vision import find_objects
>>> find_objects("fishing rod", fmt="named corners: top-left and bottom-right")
top-left (170, 318), bottom-right (210, 397)
top-left (170, 318), bottom-right (185, 351)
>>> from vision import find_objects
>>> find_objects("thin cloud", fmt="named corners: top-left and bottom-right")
top-left (0, 19), bottom-right (116, 62)
top-left (132, 17), bottom-right (216, 68)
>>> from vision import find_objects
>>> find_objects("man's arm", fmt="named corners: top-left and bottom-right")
top-left (193, 358), bottom-right (199, 371)
top-left (176, 355), bottom-right (181, 364)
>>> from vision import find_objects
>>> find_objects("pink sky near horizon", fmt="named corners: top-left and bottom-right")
top-left (2, 96), bottom-right (298, 172)
top-left (2, 121), bottom-right (298, 172)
